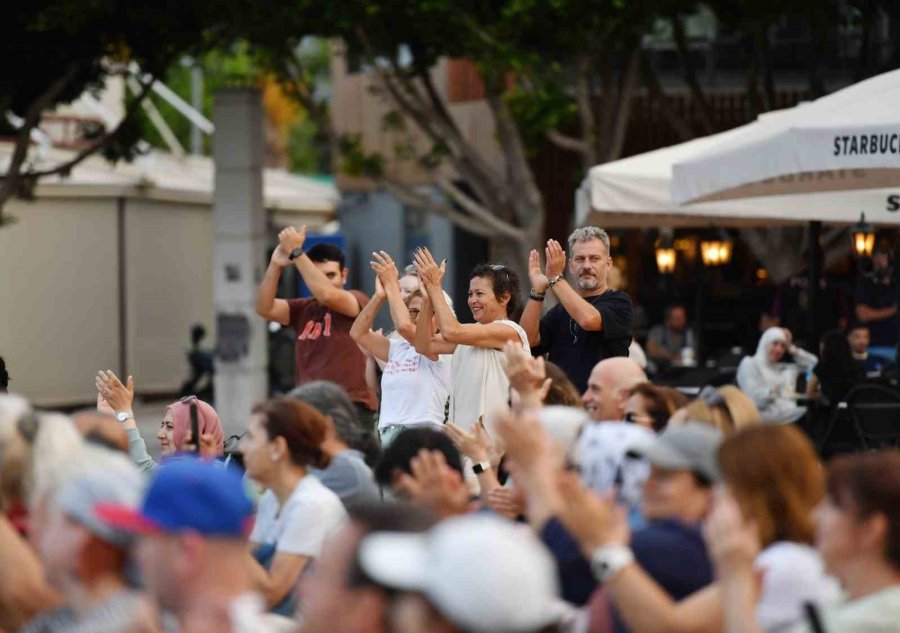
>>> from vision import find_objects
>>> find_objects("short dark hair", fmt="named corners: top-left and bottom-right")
top-left (664, 304), bottom-right (686, 320)
top-left (306, 243), bottom-right (346, 269)
top-left (374, 427), bottom-right (462, 487)
top-left (0, 356), bottom-right (7, 392)
top-left (469, 263), bottom-right (522, 321)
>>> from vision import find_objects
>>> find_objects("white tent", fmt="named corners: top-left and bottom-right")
top-left (577, 111), bottom-right (900, 229)
top-left (671, 69), bottom-right (900, 206)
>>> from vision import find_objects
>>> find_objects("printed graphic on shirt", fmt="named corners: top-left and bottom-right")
top-left (383, 354), bottom-right (422, 375)
top-left (297, 313), bottom-right (333, 340)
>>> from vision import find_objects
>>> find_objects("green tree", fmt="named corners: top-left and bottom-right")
top-left (0, 0), bottom-right (237, 221)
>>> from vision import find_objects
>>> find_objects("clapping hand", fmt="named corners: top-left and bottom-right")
top-left (486, 487), bottom-right (526, 519)
top-left (528, 249), bottom-right (549, 293)
top-left (96, 370), bottom-right (134, 414)
top-left (394, 449), bottom-right (471, 519)
top-left (703, 489), bottom-right (761, 579)
top-left (500, 341), bottom-right (551, 409)
top-left (557, 473), bottom-right (630, 554)
top-left (371, 251), bottom-right (400, 289)
top-left (445, 417), bottom-right (495, 464)
top-left (545, 239), bottom-right (567, 279)
top-left (413, 247), bottom-right (446, 288)
top-left (182, 430), bottom-right (219, 460)
top-left (271, 226), bottom-right (307, 266)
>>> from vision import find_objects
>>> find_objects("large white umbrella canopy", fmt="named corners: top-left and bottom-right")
top-left (671, 69), bottom-right (900, 206)
top-left (578, 91), bottom-right (900, 228)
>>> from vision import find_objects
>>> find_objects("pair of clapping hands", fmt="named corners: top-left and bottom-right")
top-left (94, 370), bottom-right (218, 459)
top-left (369, 247), bottom-right (446, 298)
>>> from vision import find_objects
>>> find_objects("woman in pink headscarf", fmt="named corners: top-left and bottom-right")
top-left (95, 370), bottom-right (224, 473)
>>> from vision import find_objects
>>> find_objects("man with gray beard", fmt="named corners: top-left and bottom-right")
top-left (521, 226), bottom-right (634, 393)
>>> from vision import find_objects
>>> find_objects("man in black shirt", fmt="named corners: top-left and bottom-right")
top-left (520, 226), bottom-right (633, 393)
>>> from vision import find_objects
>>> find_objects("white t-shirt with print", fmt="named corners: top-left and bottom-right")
top-left (449, 319), bottom-right (529, 435)
top-left (755, 541), bottom-right (841, 633)
top-left (378, 338), bottom-right (451, 430)
top-left (576, 421), bottom-right (654, 511)
top-left (250, 475), bottom-right (348, 557)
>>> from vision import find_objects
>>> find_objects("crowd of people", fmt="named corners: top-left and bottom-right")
top-left (0, 224), bottom-right (898, 633)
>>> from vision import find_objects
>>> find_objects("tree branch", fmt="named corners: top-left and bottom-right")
top-left (381, 178), bottom-right (500, 240)
top-left (482, 76), bottom-right (544, 231)
top-left (604, 43), bottom-right (641, 162)
top-left (545, 129), bottom-right (589, 154)
top-left (574, 54), bottom-right (599, 169)
top-left (0, 64), bottom-right (80, 213)
top-left (640, 52), bottom-right (694, 142)
top-left (434, 176), bottom-right (525, 241)
top-left (25, 76), bottom-right (156, 180)
top-left (672, 13), bottom-right (714, 134)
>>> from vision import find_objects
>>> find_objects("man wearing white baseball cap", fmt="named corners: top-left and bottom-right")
top-left (357, 514), bottom-right (574, 633)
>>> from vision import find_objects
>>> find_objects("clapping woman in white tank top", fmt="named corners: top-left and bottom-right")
top-left (412, 248), bottom-right (530, 441)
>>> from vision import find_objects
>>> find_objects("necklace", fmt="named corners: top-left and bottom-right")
top-left (569, 288), bottom-right (613, 343)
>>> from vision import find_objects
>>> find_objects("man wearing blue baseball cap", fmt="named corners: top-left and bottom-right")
top-left (96, 458), bottom-right (293, 633)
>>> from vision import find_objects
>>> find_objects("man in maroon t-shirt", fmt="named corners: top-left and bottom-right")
top-left (256, 226), bottom-right (377, 429)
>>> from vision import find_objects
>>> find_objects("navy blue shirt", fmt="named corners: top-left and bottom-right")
top-left (855, 276), bottom-right (898, 347)
top-left (540, 517), bottom-right (713, 624)
top-left (533, 290), bottom-right (633, 394)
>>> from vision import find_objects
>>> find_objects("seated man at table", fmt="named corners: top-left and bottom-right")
top-left (847, 323), bottom-right (889, 373)
top-left (646, 304), bottom-right (695, 373)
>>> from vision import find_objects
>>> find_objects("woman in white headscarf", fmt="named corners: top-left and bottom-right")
top-left (736, 327), bottom-right (817, 423)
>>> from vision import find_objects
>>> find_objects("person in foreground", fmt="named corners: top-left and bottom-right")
top-left (242, 398), bottom-right (348, 613)
top-left (97, 459), bottom-right (293, 633)
top-left (546, 424), bottom-right (840, 633)
top-left (357, 513), bottom-right (573, 633)
top-left (707, 450), bottom-right (900, 633)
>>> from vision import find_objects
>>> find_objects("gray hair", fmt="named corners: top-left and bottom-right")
top-left (288, 381), bottom-right (364, 448)
top-left (568, 226), bottom-right (610, 254)
top-left (402, 264), bottom-right (418, 277)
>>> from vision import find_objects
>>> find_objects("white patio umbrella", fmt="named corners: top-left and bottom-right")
top-left (577, 97), bottom-right (900, 229)
top-left (671, 69), bottom-right (900, 206)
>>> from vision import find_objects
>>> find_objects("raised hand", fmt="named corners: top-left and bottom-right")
top-left (445, 419), bottom-right (494, 464)
top-left (557, 472), bottom-right (630, 554)
top-left (486, 487), bottom-right (526, 519)
top-left (272, 225), bottom-right (307, 267)
top-left (413, 247), bottom-right (446, 288)
top-left (394, 449), bottom-right (470, 519)
top-left (495, 408), bottom-right (557, 482)
top-left (371, 251), bottom-right (400, 289)
top-left (545, 239), bottom-right (567, 279)
top-left (373, 273), bottom-right (386, 299)
top-left (500, 341), bottom-right (550, 408)
top-left (703, 489), bottom-right (761, 578)
top-left (528, 249), bottom-right (549, 293)
top-left (96, 370), bottom-right (134, 413)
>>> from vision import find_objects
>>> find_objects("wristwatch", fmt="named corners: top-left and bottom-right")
top-left (472, 460), bottom-right (492, 475)
top-left (547, 274), bottom-right (564, 288)
top-left (589, 544), bottom-right (634, 583)
top-left (115, 411), bottom-right (134, 423)
top-left (288, 247), bottom-right (303, 261)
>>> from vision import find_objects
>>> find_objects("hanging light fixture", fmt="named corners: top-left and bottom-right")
top-left (851, 212), bottom-right (875, 258)
top-left (655, 238), bottom-right (676, 274)
top-left (700, 238), bottom-right (733, 267)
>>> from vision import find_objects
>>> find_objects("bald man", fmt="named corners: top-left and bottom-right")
top-left (581, 356), bottom-right (647, 422)
top-left (577, 357), bottom-right (652, 510)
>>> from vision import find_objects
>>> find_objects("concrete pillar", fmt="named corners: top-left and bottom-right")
top-left (212, 88), bottom-right (267, 437)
